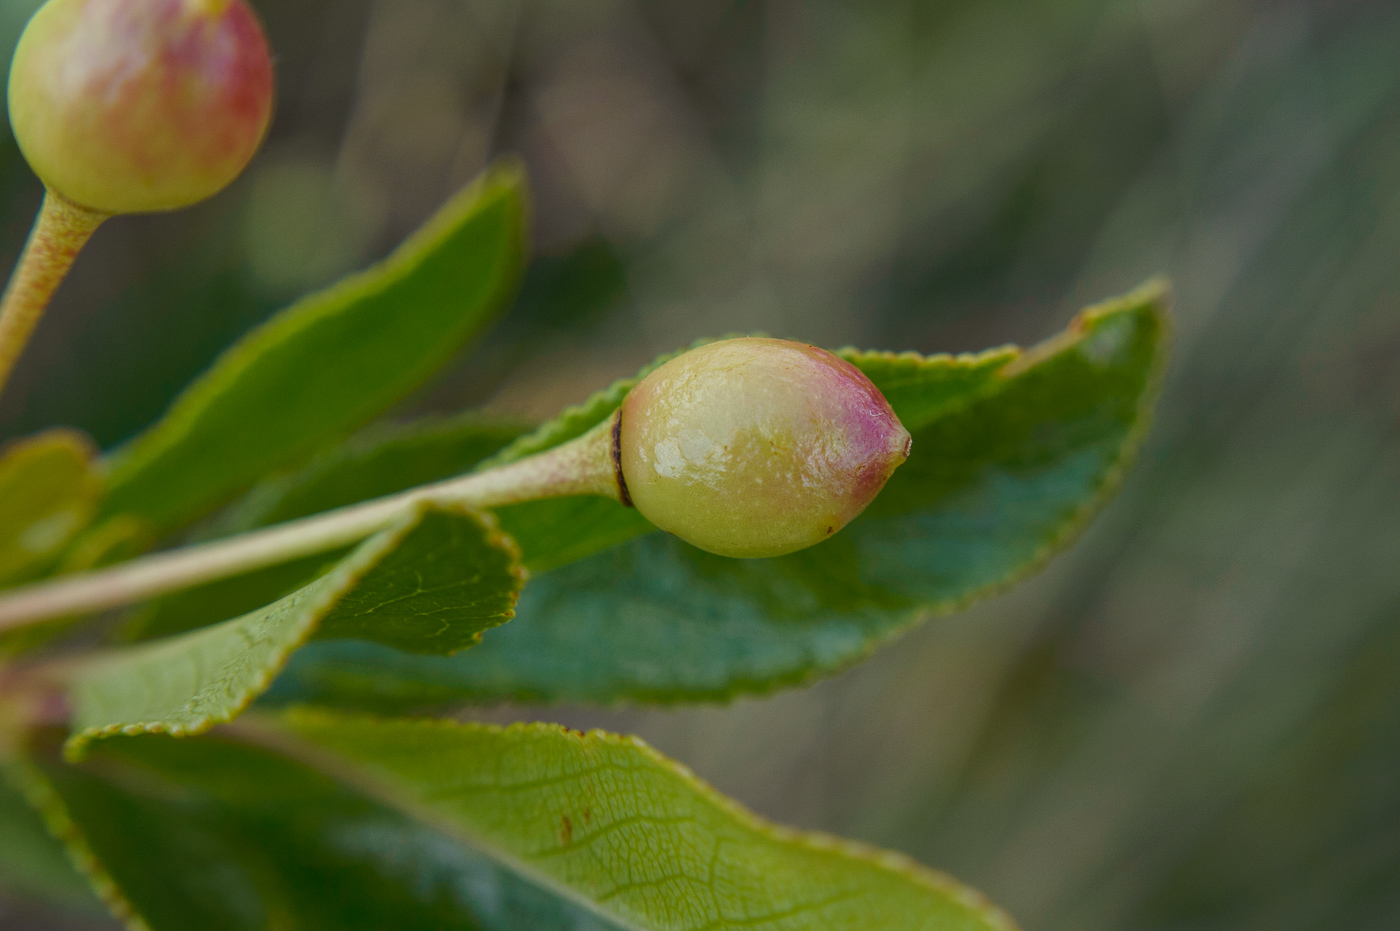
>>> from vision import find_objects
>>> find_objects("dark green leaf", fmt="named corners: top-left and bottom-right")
top-left (17, 731), bottom-right (625, 931)
top-left (61, 505), bottom-right (523, 758)
top-left (99, 165), bottom-right (528, 534)
top-left (265, 709), bottom-right (1016, 931)
top-left (123, 413), bottom-right (530, 642)
top-left (118, 550), bottom-right (352, 646)
top-left (267, 281), bottom-right (1168, 707)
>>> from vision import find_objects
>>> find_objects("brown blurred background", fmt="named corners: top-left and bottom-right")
top-left (4, 0), bottom-right (1400, 928)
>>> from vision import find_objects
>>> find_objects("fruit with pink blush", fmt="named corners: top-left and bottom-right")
top-left (618, 337), bottom-right (911, 558)
top-left (8, 0), bottom-right (274, 214)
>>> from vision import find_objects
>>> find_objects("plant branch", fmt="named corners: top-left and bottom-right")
top-left (0, 190), bottom-right (107, 398)
top-left (0, 416), bottom-right (622, 633)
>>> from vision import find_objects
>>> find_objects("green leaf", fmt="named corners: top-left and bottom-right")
top-left (99, 164), bottom-right (528, 535)
top-left (18, 731), bottom-right (625, 931)
top-left (118, 550), bottom-right (353, 646)
top-left (61, 505), bottom-right (524, 759)
top-left (0, 429), bottom-right (103, 587)
top-left (0, 764), bottom-right (102, 912)
top-left (267, 280), bottom-right (1169, 707)
top-left (129, 351), bottom-right (690, 647)
top-left (844, 344), bottom-right (1019, 432)
top-left (267, 709), bottom-right (1016, 931)
top-left (123, 413), bottom-right (531, 642)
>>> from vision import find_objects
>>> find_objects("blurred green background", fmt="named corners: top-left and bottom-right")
top-left (4, 0), bottom-right (1400, 928)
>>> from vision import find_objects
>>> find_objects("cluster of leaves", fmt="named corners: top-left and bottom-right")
top-left (0, 163), bottom-right (1168, 930)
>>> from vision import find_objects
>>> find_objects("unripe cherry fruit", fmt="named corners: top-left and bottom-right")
top-left (617, 338), bottom-right (912, 558)
top-left (0, 338), bottom-right (912, 627)
top-left (8, 0), bottom-right (273, 215)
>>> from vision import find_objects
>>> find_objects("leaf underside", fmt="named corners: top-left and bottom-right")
top-left (98, 164), bottom-right (527, 535)
top-left (16, 730), bottom-right (630, 931)
top-left (271, 710), bottom-right (1016, 931)
top-left (12, 715), bottom-right (1015, 931)
top-left (265, 280), bottom-right (1169, 707)
top-left (62, 506), bottom-right (524, 759)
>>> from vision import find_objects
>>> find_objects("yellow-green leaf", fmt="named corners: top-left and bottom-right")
top-left (268, 709), bottom-right (1017, 931)
top-left (15, 730), bottom-right (637, 930)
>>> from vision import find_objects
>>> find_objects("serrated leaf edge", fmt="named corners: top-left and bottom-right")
top-left (462, 279), bottom-right (1172, 708)
top-left (243, 708), bottom-right (1020, 931)
top-left (102, 162), bottom-right (528, 498)
top-left (481, 335), bottom-right (736, 468)
top-left (2, 757), bottom-right (152, 931)
top-left (785, 278), bottom-right (1174, 700)
top-left (60, 505), bottom-right (527, 759)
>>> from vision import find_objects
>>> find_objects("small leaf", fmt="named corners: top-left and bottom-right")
top-left (268, 281), bottom-right (1169, 707)
top-left (268, 710), bottom-right (1017, 931)
top-left (18, 730), bottom-right (636, 931)
top-left (124, 413), bottom-right (531, 642)
top-left (0, 429), bottom-right (103, 587)
top-left (60, 505), bottom-right (524, 758)
top-left (100, 164), bottom-right (528, 534)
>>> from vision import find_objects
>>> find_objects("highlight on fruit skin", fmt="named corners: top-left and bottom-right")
top-left (8, 0), bottom-right (274, 215)
top-left (617, 337), bottom-right (912, 559)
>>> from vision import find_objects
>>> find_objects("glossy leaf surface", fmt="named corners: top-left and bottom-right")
top-left (269, 281), bottom-right (1168, 706)
top-left (62, 506), bottom-right (523, 758)
top-left (99, 165), bottom-right (527, 534)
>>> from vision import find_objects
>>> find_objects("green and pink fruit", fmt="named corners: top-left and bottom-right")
top-left (618, 337), bottom-right (911, 558)
top-left (8, 0), bottom-right (274, 214)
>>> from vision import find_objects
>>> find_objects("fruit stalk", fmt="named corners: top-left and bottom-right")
top-left (0, 337), bottom-right (911, 634)
top-left (0, 419), bottom-right (619, 633)
top-left (0, 192), bottom-right (105, 396)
